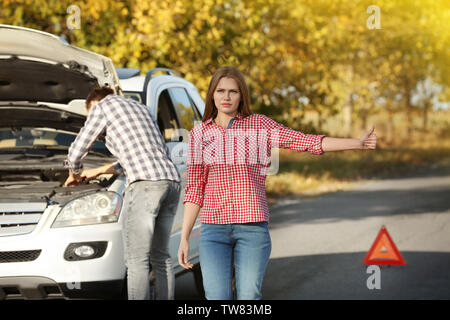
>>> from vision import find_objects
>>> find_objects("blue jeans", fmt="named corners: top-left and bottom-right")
top-left (199, 222), bottom-right (272, 300)
top-left (121, 180), bottom-right (180, 300)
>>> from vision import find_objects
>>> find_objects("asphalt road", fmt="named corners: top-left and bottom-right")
top-left (262, 164), bottom-right (450, 300)
top-left (174, 164), bottom-right (450, 300)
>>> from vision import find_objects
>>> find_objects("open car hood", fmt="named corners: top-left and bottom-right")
top-left (0, 24), bottom-right (120, 104)
top-left (0, 103), bottom-right (86, 133)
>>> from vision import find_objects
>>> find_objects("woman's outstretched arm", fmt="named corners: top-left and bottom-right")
top-left (322, 126), bottom-right (377, 152)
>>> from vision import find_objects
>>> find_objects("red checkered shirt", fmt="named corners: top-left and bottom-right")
top-left (183, 113), bottom-right (325, 224)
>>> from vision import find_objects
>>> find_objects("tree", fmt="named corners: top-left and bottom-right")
top-left (1, 0), bottom-right (449, 140)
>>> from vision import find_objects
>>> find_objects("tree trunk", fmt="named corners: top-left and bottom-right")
top-left (360, 110), bottom-right (368, 133)
top-left (344, 62), bottom-right (355, 138)
top-left (386, 102), bottom-right (395, 144)
top-left (423, 101), bottom-right (430, 132)
top-left (344, 94), bottom-right (353, 137)
top-left (317, 110), bottom-right (322, 132)
top-left (404, 80), bottom-right (413, 140)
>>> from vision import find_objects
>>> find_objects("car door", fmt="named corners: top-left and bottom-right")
top-left (154, 86), bottom-right (202, 271)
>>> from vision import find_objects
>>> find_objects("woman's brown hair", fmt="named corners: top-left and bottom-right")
top-left (202, 66), bottom-right (251, 122)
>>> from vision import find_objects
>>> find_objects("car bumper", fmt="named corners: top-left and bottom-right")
top-left (0, 222), bottom-right (126, 291)
top-left (0, 276), bottom-right (124, 299)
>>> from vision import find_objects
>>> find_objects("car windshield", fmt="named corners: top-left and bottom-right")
top-left (0, 127), bottom-right (111, 156)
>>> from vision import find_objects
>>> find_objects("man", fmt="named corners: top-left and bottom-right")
top-left (64, 86), bottom-right (181, 300)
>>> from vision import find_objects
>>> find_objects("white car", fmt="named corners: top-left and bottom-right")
top-left (0, 25), bottom-right (203, 299)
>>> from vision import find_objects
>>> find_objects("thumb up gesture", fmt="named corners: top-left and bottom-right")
top-left (359, 126), bottom-right (377, 150)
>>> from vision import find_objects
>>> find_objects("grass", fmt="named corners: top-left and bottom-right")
top-left (265, 108), bottom-right (450, 199)
top-left (265, 135), bottom-right (450, 200)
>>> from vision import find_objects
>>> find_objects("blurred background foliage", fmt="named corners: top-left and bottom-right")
top-left (1, 0), bottom-right (449, 142)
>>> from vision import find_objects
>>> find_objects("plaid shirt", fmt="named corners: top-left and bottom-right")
top-left (65, 94), bottom-right (180, 186)
top-left (183, 113), bottom-right (325, 224)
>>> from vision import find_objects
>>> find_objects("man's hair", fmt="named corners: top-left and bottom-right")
top-left (86, 86), bottom-right (114, 110)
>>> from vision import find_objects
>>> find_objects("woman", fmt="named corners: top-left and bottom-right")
top-left (178, 66), bottom-right (376, 300)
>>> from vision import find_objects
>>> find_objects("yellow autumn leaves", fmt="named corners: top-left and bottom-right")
top-left (0, 0), bottom-right (448, 138)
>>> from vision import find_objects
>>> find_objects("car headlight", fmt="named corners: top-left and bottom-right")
top-left (52, 192), bottom-right (122, 228)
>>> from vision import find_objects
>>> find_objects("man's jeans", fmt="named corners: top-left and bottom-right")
top-left (121, 180), bottom-right (181, 300)
top-left (199, 222), bottom-right (272, 300)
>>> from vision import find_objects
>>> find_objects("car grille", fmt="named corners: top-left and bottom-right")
top-left (0, 250), bottom-right (41, 263)
top-left (0, 202), bottom-right (47, 236)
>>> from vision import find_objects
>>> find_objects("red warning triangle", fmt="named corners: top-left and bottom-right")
top-left (362, 225), bottom-right (406, 265)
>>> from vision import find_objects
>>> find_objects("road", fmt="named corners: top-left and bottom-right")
top-left (174, 164), bottom-right (450, 300)
top-left (262, 164), bottom-right (450, 299)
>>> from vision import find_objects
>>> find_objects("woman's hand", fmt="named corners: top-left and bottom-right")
top-left (178, 202), bottom-right (201, 269)
top-left (178, 239), bottom-right (193, 269)
top-left (359, 126), bottom-right (377, 150)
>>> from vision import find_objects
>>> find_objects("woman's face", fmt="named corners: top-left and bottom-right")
top-left (213, 77), bottom-right (241, 117)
